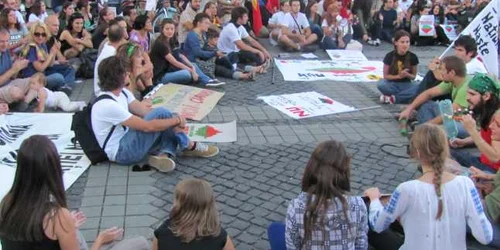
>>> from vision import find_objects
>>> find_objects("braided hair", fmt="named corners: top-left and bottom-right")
top-left (410, 124), bottom-right (449, 220)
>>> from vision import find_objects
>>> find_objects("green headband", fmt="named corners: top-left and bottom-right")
top-left (126, 43), bottom-right (137, 57)
top-left (469, 73), bottom-right (500, 96)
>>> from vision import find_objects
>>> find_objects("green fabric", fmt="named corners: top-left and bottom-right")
top-left (437, 76), bottom-right (471, 108)
top-left (486, 171), bottom-right (500, 222)
top-left (468, 73), bottom-right (500, 96)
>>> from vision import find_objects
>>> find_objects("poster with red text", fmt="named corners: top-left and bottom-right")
top-left (184, 121), bottom-right (237, 142)
top-left (258, 92), bottom-right (356, 119)
top-left (145, 84), bottom-right (225, 121)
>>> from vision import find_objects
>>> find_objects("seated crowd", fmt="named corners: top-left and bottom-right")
top-left (0, 0), bottom-right (499, 249)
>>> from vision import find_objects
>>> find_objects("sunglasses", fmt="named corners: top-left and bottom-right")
top-left (34, 32), bottom-right (47, 37)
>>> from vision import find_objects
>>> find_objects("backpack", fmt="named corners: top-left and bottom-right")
top-left (71, 91), bottom-right (128, 165)
top-left (76, 48), bottom-right (99, 79)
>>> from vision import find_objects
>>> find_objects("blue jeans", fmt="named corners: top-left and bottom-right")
top-left (488, 213), bottom-right (500, 248)
top-left (417, 101), bottom-right (469, 138)
top-left (192, 63), bottom-right (212, 84)
top-left (268, 222), bottom-right (286, 250)
top-left (310, 24), bottom-right (323, 42)
top-left (160, 69), bottom-right (192, 85)
top-left (320, 34), bottom-right (353, 50)
top-left (450, 148), bottom-right (497, 173)
top-left (377, 79), bottom-right (418, 104)
top-left (114, 108), bottom-right (190, 165)
top-left (44, 64), bottom-right (76, 90)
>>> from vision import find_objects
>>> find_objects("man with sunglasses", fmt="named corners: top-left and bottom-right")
top-left (450, 74), bottom-right (500, 174)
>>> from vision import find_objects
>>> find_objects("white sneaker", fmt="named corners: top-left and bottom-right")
top-left (148, 155), bottom-right (176, 173)
top-left (375, 39), bottom-right (381, 46)
top-left (206, 79), bottom-right (226, 87)
top-left (379, 95), bottom-right (395, 104)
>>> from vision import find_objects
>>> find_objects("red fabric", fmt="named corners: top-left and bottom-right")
top-left (252, 0), bottom-right (263, 35)
top-left (266, 0), bottom-right (279, 14)
top-left (479, 128), bottom-right (500, 170)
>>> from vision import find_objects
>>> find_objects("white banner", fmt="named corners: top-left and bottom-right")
top-left (0, 113), bottom-right (90, 201)
top-left (441, 0), bottom-right (499, 76)
top-left (326, 50), bottom-right (368, 61)
top-left (419, 15), bottom-right (436, 36)
top-left (275, 59), bottom-right (384, 82)
top-left (184, 121), bottom-right (237, 142)
top-left (258, 92), bottom-right (356, 119)
top-left (440, 24), bottom-right (458, 41)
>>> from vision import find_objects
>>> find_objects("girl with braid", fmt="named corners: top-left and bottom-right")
top-left (268, 140), bottom-right (368, 250)
top-left (365, 124), bottom-right (493, 250)
top-left (377, 30), bottom-right (419, 104)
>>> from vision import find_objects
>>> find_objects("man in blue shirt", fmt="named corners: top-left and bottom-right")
top-left (0, 28), bottom-right (33, 112)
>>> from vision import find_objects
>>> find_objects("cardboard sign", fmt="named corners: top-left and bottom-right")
top-left (440, 24), bottom-right (457, 40)
top-left (419, 15), bottom-right (436, 36)
top-left (145, 84), bottom-right (225, 121)
top-left (258, 91), bottom-right (356, 119)
top-left (184, 121), bottom-right (237, 142)
top-left (275, 59), bottom-right (383, 82)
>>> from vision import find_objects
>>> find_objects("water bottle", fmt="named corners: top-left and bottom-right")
top-left (399, 119), bottom-right (408, 136)
top-left (438, 100), bottom-right (458, 139)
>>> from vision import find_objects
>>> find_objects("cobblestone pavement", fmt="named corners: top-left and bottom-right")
top-left (66, 41), bottom-right (494, 249)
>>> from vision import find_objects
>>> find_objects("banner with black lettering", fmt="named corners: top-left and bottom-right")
top-left (0, 113), bottom-right (90, 200)
top-left (441, 0), bottom-right (499, 76)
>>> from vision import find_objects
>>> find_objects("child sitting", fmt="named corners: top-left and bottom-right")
top-left (152, 178), bottom-right (236, 250)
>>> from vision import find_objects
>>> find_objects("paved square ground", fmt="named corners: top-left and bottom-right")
top-left (65, 41), bottom-right (495, 249)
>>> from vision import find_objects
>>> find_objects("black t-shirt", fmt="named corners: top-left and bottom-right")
top-left (150, 37), bottom-right (173, 83)
top-left (380, 8), bottom-right (398, 29)
top-left (383, 50), bottom-right (419, 82)
top-left (154, 219), bottom-right (227, 250)
top-left (92, 24), bottom-right (108, 50)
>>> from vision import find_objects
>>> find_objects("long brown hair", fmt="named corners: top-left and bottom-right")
top-left (0, 8), bottom-right (21, 30)
top-left (0, 135), bottom-right (67, 241)
top-left (409, 124), bottom-right (448, 219)
top-left (301, 140), bottom-right (351, 247)
top-left (323, 3), bottom-right (339, 26)
top-left (169, 179), bottom-right (221, 242)
top-left (388, 30), bottom-right (412, 75)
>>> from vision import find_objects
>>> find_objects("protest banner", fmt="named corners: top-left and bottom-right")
top-left (184, 121), bottom-right (237, 142)
top-left (0, 113), bottom-right (90, 201)
top-left (440, 0), bottom-right (499, 76)
top-left (326, 50), bottom-right (368, 61)
top-left (145, 84), bottom-right (225, 121)
top-left (258, 92), bottom-right (356, 119)
top-left (440, 24), bottom-right (458, 40)
top-left (419, 15), bottom-right (436, 36)
top-left (275, 59), bottom-right (383, 82)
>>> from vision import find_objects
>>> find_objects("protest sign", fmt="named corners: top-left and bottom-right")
top-left (419, 15), bottom-right (436, 36)
top-left (145, 84), bottom-right (225, 121)
top-left (0, 113), bottom-right (90, 201)
top-left (326, 50), bottom-right (368, 61)
top-left (275, 59), bottom-right (383, 82)
top-left (184, 121), bottom-right (237, 142)
top-left (258, 92), bottom-right (356, 119)
top-left (440, 24), bottom-right (458, 40)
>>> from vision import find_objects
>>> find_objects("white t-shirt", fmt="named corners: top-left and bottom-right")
top-left (269, 11), bottom-right (287, 27)
top-left (369, 176), bottom-right (493, 250)
top-left (284, 12), bottom-right (309, 34)
top-left (466, 57), bottom-right (488, 75)
top-left (91, 88), bottom-right (135, 162)
top-left (15, 10), bottom-right (25, 25)
top-left (94, 42), bottom-right (117, 95)
top-left (28, 12), bottom-right (48, 23)
top-left (217, 23), bottom-right (249, 53)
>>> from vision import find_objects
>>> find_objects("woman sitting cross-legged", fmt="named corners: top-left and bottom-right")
top-left (183, 13), bottom-right (259, 81)
top-left (267, 140), bottom-right (368, 250)
top-left (149, 19), bottom-right (225, 87)
top-left (320, 3), bottom-right (352, 50)
top-left (377, 30), bottom-right (419, 104)
top-left (365, 124), bottom-right (493, 250)
top-left (0, 135), bottom-right (150, 250)
top-left (20, 21), bottom-right (76, 95)
top-left (58, 12), bottom-right (93, 59)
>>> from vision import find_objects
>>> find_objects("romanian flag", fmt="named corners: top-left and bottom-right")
top-left (252, 0), bottom-right (263, 35)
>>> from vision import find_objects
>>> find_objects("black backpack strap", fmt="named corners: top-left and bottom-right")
top-left (94, 93), bottom-right (120, 152)
top-left (102, 125), bottom-right (117, 151)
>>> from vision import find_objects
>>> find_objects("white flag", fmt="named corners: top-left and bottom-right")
top-left (441, 0), bottom-right (499, 76)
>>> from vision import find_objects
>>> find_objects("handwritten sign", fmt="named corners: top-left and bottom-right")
top-left (419, 15), bottom-right (435, 36)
